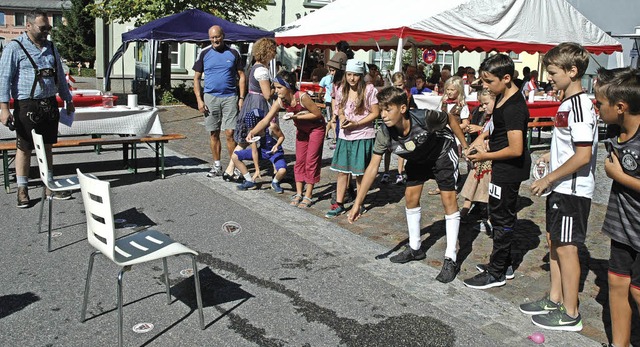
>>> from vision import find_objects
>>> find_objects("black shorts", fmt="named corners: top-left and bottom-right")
top-left (546, 192), bottom-right (590, 244)
top-left (14, 97), bottom-right (60, 151)
top-left (405, 145), bottom-right (458, 191)
top-left (488, 181), bottom-right (521, 230)
top-left (609, 239), bottom-right (640, 289)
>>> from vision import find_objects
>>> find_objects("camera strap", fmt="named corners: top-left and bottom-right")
top-left (12, 39), bottom-right (58, 99)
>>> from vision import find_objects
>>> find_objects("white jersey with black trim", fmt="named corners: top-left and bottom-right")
top-left (549, 92), bottom-right (598, 198)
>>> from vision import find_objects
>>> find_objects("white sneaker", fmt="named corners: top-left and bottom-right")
top-left (207, 165), bottom-right (223, 178)
top-left (473, 220), bottom-right (492, 233)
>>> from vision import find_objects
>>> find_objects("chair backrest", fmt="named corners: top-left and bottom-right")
top-left (76, 169), bottom-right (117, 261)
top-left (31, 129), bottom-right (52, 188)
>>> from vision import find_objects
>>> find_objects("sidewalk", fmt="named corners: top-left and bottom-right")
top-left (156, 104), bottom-right (637, 345)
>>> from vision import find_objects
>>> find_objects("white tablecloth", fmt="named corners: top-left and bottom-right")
top-left (412, 94), bottom-right (442, 110)
top-left (0, 106), bottom-right (163, 140)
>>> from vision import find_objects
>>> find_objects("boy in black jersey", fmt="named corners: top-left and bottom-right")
top-left (463, 54), bottom-right (532, 289)
top-left (596, 67), bottom-right (640, 347)
top-left (348, 87), bottom-right (468, 283)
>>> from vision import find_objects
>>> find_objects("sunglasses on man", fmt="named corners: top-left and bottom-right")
top-left (39, 25), bottom-right (53, 31)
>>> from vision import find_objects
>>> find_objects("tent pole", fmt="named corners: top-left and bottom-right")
top-left (151, 40), bottom-right (157, 107)
top-left (300, 44), bottom-right (307, 85)
top-left (394, 38), bottom-right (404, 72)
top-left (121, 50), bottom-right (125, 93)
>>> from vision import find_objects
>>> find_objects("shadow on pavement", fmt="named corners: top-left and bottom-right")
top-left (0, 292), bottom-right (41, 319)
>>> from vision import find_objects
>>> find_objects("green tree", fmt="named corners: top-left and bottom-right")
top-left (88, 0), bottom-right (270, 26)
top-left (53, 0), bottom-right (96, 68)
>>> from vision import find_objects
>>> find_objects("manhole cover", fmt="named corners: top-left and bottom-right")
top-left (132, 322), bottom-right (154, 333)
top-left (222, 221), bottom-right (242, 235)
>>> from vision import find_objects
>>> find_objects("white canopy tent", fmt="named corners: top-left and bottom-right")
top-left (275, 0), bottom-right (622, 71)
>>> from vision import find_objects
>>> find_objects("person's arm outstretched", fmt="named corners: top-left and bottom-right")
top-left (348, 153), bottom-right (383, 223)
top-left (270, 123), bottom-right (285, 153)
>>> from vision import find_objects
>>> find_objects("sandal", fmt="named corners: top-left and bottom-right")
top-left (427, 188), bottom-right (441, 195)
top-left (290, 194), bottom-right (303, 206)
top-left (298, 196), bottom-right (313, 209)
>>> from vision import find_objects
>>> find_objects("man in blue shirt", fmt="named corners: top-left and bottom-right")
top-left (0, 9), bottom-right (74, 208)
top-left (193, 25), bottom-right (246, 177)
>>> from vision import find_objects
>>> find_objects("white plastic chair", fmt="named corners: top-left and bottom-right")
top-left (32, 129), bottom-right (81, 252)
top-left (76, 169), bottom-right (204, 347)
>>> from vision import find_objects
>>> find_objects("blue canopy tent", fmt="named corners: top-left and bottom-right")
top-left (105, 9), bottom-right (274, 105)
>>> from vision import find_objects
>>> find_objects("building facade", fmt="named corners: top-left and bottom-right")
top-left (0, 0), bottom-right (70, 51)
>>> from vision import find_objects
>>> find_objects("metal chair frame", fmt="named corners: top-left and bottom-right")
top-left (76, 169), bottom-right (204, 347)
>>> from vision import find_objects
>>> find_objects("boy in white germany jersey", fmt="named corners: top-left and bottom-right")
top-left (519, 42), bottom-right (598, 332)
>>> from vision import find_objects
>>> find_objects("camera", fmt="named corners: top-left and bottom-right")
top-left (38, 68), bottom-right (55, 77)
top-left (468, 147), bottom-right (478, 155)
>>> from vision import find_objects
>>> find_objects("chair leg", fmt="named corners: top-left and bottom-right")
top-left (47, 196), bottom-right (54, 252)
top-left (191, 255), bottom-right (205, 330)
top-left (162, 258), bottom-right (171, 304)
top-left (117, 266), bottom-right (130, 347)
top-left (38, 188), bottom-right (46, 234)
top-left (81, 251), bottom-right (100, 322)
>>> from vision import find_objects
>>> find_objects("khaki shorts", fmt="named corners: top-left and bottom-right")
top-left (203, 93), bottom-right (238, 132)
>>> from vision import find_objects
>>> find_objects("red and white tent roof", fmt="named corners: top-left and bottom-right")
top-left (275, 0), bottom-right (621, 54)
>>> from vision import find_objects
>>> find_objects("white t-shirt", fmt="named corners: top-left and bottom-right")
top-left (549, 93), bottom-right (598, 198)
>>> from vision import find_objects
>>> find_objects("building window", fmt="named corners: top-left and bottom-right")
top-left (436, 51), bottom-right (454, 69)
top-left (372, 50), bottom-right (394, 71)
top-left (0, 12), bottom-right (5, 26)
top-left (52, 14), bottom-right (63, 27)
top-left (509, 52), bottom-right (520, 61)
top-left (15, 12), bottom-right (25, 26)
top-left (156, 42), bottom-right (182, 68)
top-left (303, 0), bottom-right (333, 9)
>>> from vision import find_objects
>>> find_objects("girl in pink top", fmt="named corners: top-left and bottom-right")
top-left (248, 71), bottom-right (325, 208)
top-left (326, 60), bottom-right (380, 218)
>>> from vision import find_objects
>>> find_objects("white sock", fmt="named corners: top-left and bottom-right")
top-left (272, 178), bottom-right (279, 183)
top-left (445, 211), bottom-right (461, 262)
top-left (214, 160), bottom-right (221, 167)
top-left (17, 176), bottom-right (28, 187)
top-left (406, 207), bottom-right (422, 250)
top-left (243, 172), bottom-right (253, 182)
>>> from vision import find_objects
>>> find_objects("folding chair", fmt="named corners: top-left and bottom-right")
top-left (76, 169), bottom-right (205, 347)
top-left (32, 129), bottom-right (80, 252)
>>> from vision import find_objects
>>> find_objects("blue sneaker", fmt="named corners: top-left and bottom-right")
top-left (237, 181), bottom-right (257, 191)
top-left (271, 181), bottom-right (283, 194)
top-left (325, 203), bottom-right (346, 218)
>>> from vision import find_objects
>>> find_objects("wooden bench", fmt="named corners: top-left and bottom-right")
top-left (527, 118), bottom-right (555, 150)
top-left (0, 133), bottom-right (185, 193)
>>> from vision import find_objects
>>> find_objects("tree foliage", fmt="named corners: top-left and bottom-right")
top-left (88, 0), bottom-right (270, 26)
top-left (53, 0), bottom-right (95, 65)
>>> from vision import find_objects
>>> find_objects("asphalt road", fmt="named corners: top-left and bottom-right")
top-left (0, 143), bottom-right (601, 346)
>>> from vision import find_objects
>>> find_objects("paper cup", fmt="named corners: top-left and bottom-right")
top-left (248, 136), bottom-right (261, 143)
top-left (127, 94), bottom-right (138, 108)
